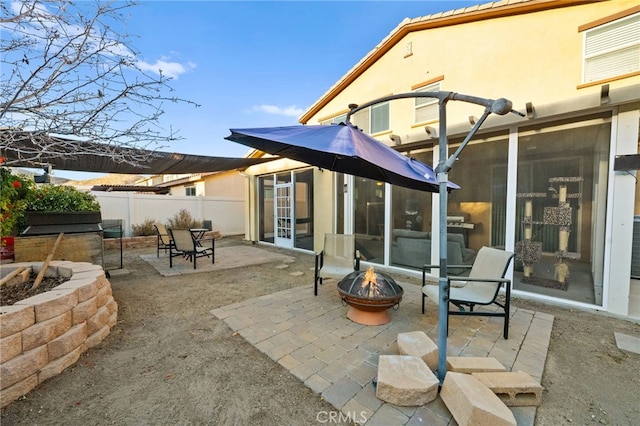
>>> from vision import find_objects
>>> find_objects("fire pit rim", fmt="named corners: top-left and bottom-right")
top-left (336, 269), bottom-right (404, 312)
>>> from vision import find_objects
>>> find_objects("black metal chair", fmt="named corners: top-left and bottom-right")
top-left (168, 228), bottom-right (214, 269)
top-left (422, 246), bottom-right (515, 339)
top-left (154, 223), bottom-right (173, 257)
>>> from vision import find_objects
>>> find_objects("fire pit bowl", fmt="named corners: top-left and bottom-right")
top-left (337, 267), bottom-right (404, 325)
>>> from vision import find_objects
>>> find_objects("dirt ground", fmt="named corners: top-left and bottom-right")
top-left (2, 236), bottom-right (639, 425)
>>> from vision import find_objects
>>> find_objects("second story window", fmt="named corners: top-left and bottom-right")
top-left (332, 113), bottom-right (347, 124)
top-left (348, 101), bottom-right (390, 135)
top-left (320, 113), bottom-right (347, 126)
top-left (370, 102), bottom-right (389, 134)
top-left (583, 12), bottom-right (639, 83)
top-left (414, 82), bottom-right (440, 124)
top-left (185, 186), bottom-right (196, 196)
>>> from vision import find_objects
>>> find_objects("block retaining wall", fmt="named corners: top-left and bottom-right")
top-left (102, 231), bottom-right (221, 250)
top-left (0, 261), bottom-right (118, 408)
top-left (103, 235), bottom-right (156, 250)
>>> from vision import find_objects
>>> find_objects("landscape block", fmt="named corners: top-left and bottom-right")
top-left (376, 355), bottom-right (439, 406)
top-left (447, 356), bottom-right (507, 373)
top-left (397, 331), bottom-right (438, 371)
top-left (441, 371), bottom-right (516, 426)
top-left (472, 371), bottom-right (543, 406)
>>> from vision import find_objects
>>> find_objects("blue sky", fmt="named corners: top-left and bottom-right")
top-left (54, 1), bottom-right (479, 180)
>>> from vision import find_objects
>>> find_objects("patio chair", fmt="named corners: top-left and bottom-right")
top-left (154, 223), bottom-right (173, 257)
top-left (421, 246), bottom-right (515, 339)
top-left (168, 228), bottom-right (215, 270)
top-left (314, 233), bottom-right (360, 296)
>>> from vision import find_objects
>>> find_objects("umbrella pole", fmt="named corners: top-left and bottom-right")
top-left (435, 106), bottom-right (493, 384)
top-left (436, 100), bottom-right (449, 385)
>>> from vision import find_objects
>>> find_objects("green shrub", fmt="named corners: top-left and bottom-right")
top-left (132, 218), bottom-right (157, 236)
top-left (25, 185), bottom-right (100, 212)
top-left (0, 167), bottom-right (33, 237)
top-left (167, 209), bottom-right (201, 229)
top-left (4, 180), bottom-right (101, 236)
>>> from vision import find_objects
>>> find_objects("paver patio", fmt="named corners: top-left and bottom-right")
top-left (211, 278), bottom-right (554, 425)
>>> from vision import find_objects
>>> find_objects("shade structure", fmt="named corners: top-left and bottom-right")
top-left (226, 123), bottom-right (458, 193)
top-left (1, 130), bottom-right (276, 174)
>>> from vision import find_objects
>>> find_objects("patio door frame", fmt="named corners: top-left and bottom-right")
top-left (274, 181), bottom-right (294, 248)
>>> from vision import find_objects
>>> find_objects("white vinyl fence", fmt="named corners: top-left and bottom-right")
top-left (93, 192), bottom-right (245, 237)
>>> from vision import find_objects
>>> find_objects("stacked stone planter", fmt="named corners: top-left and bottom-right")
top-left (102, 235), bottom-right (156, 250)
top-left (0, 261), bottom-right (117, 408)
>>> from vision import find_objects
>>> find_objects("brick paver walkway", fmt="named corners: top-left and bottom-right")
top-left (211, 280), bottom-right (553, 425)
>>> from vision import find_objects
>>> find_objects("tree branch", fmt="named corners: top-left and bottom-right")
top-left (0, 0), bottom-right (200, 168)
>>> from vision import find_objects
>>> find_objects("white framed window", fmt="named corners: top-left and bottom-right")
top-left (320, 113), bottom-right (347, 125)
top-left (414, 82), bottom-right (440, 124)
top-left (185, 186), bottom-right (196, 196)
top-left (332, 113), bottom-right (347, 124)
top-left (347, 102), bottom-right (389, 135)
top-left (370, 102), bottom-right (389, 134)
top-left (583, 13), bottom-right (640, 83)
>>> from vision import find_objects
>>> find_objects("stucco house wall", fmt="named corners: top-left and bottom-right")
top-left (242, 0), bottom-right (639, 318)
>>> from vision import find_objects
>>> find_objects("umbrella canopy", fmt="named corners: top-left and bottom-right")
top-left (227, 93), bottom-right (519, 386)
top-left (225, 123), bottom-right (458, 192)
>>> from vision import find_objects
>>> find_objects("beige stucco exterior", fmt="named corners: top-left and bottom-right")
top-left (241, 0), bottom-right (640, 318)
top-left (302, 0), bottom-right (639, 125)
top-left (139, 170), bottom-right (245, 198)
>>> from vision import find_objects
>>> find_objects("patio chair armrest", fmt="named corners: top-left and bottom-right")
top-left (199, 237), bottom-right (215, 248)
top-left (422, 263), bottom-right (471, 286)
top-left (447, 276), bottom-right (511, 285)
top-left (422, 264), bottom-right (471, 271)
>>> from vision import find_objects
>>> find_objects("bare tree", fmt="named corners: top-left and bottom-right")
top-left (0, 0), bottom-right (199, 168)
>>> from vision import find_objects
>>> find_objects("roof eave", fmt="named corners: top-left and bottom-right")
top-left (299, 0), bottom-right (600, 124)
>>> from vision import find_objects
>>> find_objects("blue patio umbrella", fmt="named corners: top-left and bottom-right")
top-left (227, 92), bottom-right (522, 385)
top-left (225, 123), bottom-right (459, 193)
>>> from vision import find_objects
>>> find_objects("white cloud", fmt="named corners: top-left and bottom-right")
top-left (251, 104), bottom-right (304, 117)
top-left (137, 58), bottom-right (195, 79)
top-left (5, 2), bottom-right (197, 81)
top-left (6, 1), bottom-right (135, 58)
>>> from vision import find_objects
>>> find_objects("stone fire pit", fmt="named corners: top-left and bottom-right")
top-left (337, 267), bottom-right (403, 326)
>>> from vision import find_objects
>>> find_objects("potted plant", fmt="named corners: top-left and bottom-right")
top-left (21, 184), bottom-right (102, 229)
top-left (11, 176), bottom-right (104, 264)
top-left (2, 163), bottom-right (103, 263)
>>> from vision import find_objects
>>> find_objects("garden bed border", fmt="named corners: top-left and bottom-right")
top-left (0, 261), bottom-right (117, 408)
